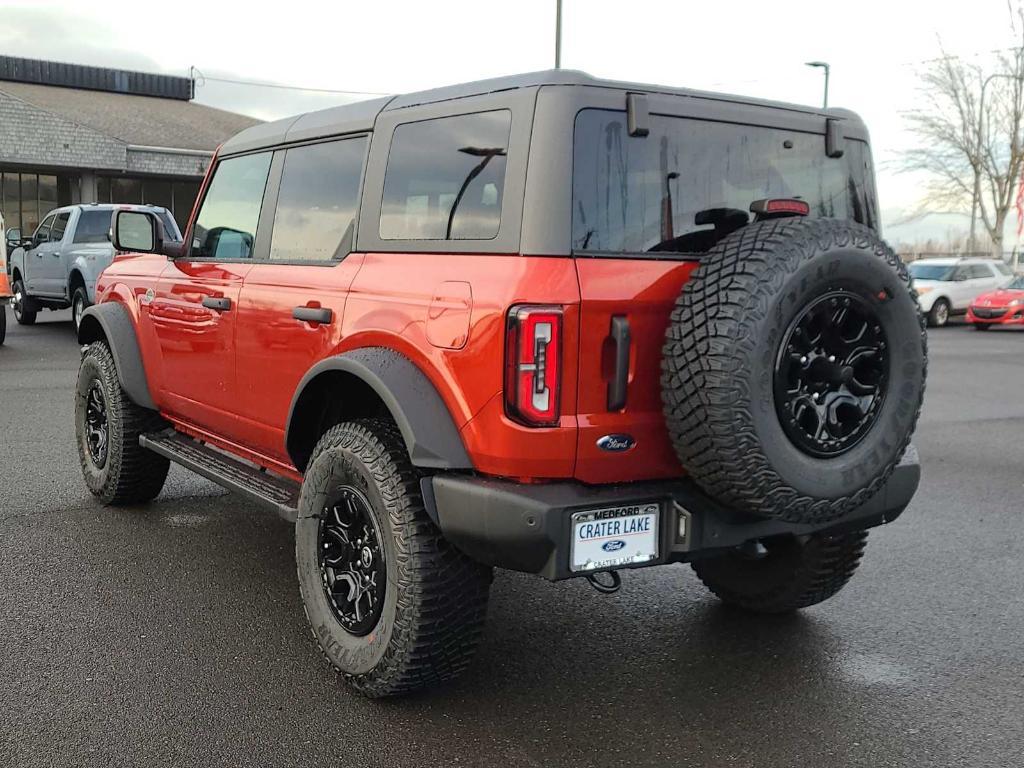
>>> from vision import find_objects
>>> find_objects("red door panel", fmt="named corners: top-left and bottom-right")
top-left (574, 258), bottom-right (697, 484)
top-left (232, 256), bottom-right (365, 461)
top-left (150, 260), bottom-right (251, 437)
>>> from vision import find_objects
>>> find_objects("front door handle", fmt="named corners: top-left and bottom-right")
top-left (293, 306), bottom-right (333, 325)
top-left (53, 252), bottom-right (61, 257)
top-left (607, 315), bottom-right (631, 411)
top-left (202, 296), bottom-right (232, 312)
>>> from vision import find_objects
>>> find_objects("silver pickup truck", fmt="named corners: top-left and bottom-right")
top-left (6, 204), bottom-right (181, 332)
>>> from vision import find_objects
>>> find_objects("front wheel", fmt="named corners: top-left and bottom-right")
top-left (76, 341), bottom-right (169, 504)
top-left (12, 279), bottom-right (36, 325)
top-left (295, 419), bottom-right (492, 698)
top-left (692, 530), bottom-right (869, 613)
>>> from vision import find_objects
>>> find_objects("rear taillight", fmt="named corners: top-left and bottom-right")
top-left (505, 305), bottom-right (562, 427)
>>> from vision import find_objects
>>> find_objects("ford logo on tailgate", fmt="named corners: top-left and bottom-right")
top-left (602, 540), bottom-right (626, 552)
top-left (597, 434), bottom-right (636, 452)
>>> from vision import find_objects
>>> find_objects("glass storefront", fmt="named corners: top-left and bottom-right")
top-left (97, 176), bottom-right (200, 231)
top-left (0, 171), bottom-right (60, 235)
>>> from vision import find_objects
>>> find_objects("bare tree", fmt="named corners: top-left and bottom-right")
top-left (902, 8), bottom-right (1024, 262)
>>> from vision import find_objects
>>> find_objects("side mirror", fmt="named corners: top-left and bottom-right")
top-left (5, 228), bottom-right (20, 248)
top-left (113, 210), bottom-right (162, 253)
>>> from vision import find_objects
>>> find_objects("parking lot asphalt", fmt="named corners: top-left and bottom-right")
top-left (1, 305), bottom-right (1022, 768)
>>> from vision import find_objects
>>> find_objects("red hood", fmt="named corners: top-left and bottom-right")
top-left (972, 288), bottom-right (1024, 308)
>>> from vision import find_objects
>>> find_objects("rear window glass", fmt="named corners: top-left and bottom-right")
top-left (572, 109), bottom-right (877, 255)
top-left (380, 110), bottom-right (510, 240)
top-left (994, 261), bottom-right (1013, 276)
top-left (270, 137), bottom-right (367, 262)
top-left (74, 210), bottom-right (112, 243)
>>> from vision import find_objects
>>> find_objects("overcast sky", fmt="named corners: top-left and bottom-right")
top-left (2, 0), bottom-right (1021, 245)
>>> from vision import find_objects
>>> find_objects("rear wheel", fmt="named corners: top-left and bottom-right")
top-left (12, 278), bottom-right (36, 325)
top-left (72, 286), bottom-right (90, 334)
top-left (75, 341), bottom-right (169, 504)
top-left (928, 298), bottom-right (950, 328)
top-left (692, 530), bottom-right (869, 613)
top-left (295, 419), bottom-right (492, 697)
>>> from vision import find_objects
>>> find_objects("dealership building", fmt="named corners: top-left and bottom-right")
top-left (0, 55), bottom-right (259, 235)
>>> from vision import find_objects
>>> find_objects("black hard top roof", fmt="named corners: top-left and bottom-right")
top-left (220, 69), bottom-right (859, 156)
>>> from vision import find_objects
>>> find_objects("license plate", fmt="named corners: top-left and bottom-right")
top-left (570, 503), bottom-right (660, 572)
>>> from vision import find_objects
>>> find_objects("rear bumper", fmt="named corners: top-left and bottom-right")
top-left (424, 446), bottom-right (920, 581)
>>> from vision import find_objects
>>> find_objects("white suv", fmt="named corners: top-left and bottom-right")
top-left (908, 258), bottom-right (1013, 327)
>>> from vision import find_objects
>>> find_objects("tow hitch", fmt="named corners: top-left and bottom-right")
top-left (585, 570), bottom-right (622, 594)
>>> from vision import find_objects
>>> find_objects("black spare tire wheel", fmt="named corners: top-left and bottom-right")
top-left (662, 218), bottom-right (927, 524)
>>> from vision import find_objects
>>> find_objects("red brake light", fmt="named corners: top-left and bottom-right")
top-left (505, 305), bottom-right (562, 427)
top-left (750, 198), bottom-right (811, 216)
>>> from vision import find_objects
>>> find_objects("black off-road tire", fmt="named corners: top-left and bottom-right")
top-left (72, 286), bottom-right (90, 334)
top-left (0, 302), bottom-right (6, 346)
top-left (12, 278), bottom-right (36, 325)
top-left (75, 341), bottom-right (169, 505)
top-left (927, 298), bottom-right (951, 328)
top-left (662, 218), bottom-right (927, 524)
top-left (295, 419), bottom-right (492, 698)
top-left (692, 530), bottom-right (869, 613)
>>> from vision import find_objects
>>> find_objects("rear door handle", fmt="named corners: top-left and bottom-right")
top-left (202, 296), bottom-right (232, 312)
top-left (293, 306), bottom-right (333, 325)
top-left (607, 315), bottom-right (631, 411)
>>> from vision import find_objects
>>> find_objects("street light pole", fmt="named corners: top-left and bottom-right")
top-left (805, 61), bottom-right (830, 109)
top-left (555, 0), bottom-right (563, 69)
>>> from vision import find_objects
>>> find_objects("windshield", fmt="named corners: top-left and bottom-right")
top-left (908, 263), bottom-right (956, 282)
top-left (572, 109), bottom-right (877, 255)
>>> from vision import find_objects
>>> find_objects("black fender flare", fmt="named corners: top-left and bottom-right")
top-left (77, 303), bottom-right (157, 410)
top-left (285, 348), bottom-right (473, 472)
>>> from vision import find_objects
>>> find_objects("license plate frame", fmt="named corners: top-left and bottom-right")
top-left (569, 503), bottom-right (661, 573)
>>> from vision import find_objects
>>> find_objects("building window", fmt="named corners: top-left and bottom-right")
top-left (96, 175), bottom-right (202, 231)
top-left (0, 171), bottom-right (69, 235)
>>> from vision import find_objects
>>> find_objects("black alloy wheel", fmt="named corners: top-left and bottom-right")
top-left (774, 290), bottom-right (890, 458)
top-left (84, 381), bottom-right (109, 468)
top-left (318, 486), bottom-right (387, 636)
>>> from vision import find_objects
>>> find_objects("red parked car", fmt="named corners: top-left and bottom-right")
top-left (74, 71), bottom-right (926, 697)
top-left (967, 274), bottom-right (1024, 329)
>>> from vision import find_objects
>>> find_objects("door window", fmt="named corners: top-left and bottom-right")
top-left (379, 111), bottom-right (511, 240)
top-left (191, 152), bottom-right (272, 260)
top-left (269, 137), bottom-right (367, 262)
top-left (50, 212), bottom-right (70, 242)
top-left (74, 210), bottom-right (113, 244)
top-left (33, 214), bottom-right (55, 245)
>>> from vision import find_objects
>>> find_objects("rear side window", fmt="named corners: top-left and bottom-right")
top-left (74, 210), bottom-right (113, 243)
top-left (380, 110), bottom-right (511, 240)
top-left (968, 264), bottom-right (992, 279)
top-left (573, 109), bottom-right (876, 255)
top-left (270, 137), bottom-right (367, 262)
top-left (191, 152), bottom-right (272, 260)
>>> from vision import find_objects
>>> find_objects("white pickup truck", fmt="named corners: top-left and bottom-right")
top-left (6, 203), bottom-right (180, 333)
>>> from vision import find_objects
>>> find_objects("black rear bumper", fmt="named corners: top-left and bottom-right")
top-left (422, 446), bottom-right (920, 581)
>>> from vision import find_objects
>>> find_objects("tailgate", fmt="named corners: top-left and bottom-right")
top-left (573, 257), bottom-right (697, 484)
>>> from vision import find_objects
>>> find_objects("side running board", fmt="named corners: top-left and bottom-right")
top-left (140, 430), bottom-right (300, 522)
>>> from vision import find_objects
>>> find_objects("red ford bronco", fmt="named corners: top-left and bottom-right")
top-left (75, 71), bottom-right (926, 697)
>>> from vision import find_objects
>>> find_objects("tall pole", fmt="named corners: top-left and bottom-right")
top-left (805, 62), bottom-right (830, 109)
top-left (555, 0), bottom-right (563, 69)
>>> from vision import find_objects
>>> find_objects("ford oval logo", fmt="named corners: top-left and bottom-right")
top-left (602, 540), bottom-right (626, 552)
top-left (597, 434), bottom-right (636, 452)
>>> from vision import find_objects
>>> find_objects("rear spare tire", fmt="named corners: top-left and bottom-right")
top-left (662, 218), bottom-right (926, 524)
